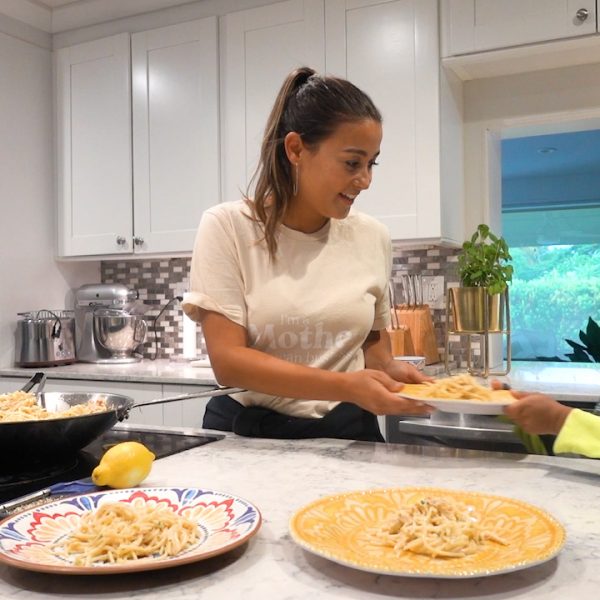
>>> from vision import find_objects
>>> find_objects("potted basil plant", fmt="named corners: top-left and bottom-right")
top-left (450, 224), bottom-right (513, 332)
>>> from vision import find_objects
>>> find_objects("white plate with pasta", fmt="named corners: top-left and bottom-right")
top-left (398, 375), bottom-right (516, 415)
top-left (0, 487), bottom-right (261, 574)
top-left (289, 487), bottom-right (566, 578)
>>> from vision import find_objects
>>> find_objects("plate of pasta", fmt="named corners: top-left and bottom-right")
top-left (397, 374), bottom-right (515, 415)
top-left (289, 487), bottom-right (565, 578)
top-left (0, 487), bottom-right (262, 574)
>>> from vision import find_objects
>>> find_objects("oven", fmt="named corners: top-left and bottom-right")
top-left (0, 424), bottom-right (223, 514)
top-left (386, 399), bottom-right (600, 453)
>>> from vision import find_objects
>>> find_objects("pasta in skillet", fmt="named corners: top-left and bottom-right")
top-left (369, 496), bottom-right (508, 559)
top-left (53, 502), bottom-right (199, 566)
top-left (0, 390), bottom-right (107, 422)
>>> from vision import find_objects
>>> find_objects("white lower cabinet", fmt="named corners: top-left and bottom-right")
top-left (161, 384), bottom-right (210, 429)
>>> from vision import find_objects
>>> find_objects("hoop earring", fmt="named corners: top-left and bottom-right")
top-left (293, 163), bottom-right (299, 196)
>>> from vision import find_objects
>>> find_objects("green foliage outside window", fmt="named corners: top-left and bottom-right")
top-left (509, 245), bottom-right (600, 360)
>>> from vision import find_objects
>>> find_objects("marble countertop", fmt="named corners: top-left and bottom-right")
top-left (0, 431), bottom-right (598, 599)
top-left (0, 359), bottom-right (218, 386)
top-left (1, 360), bottom-right (598, 402)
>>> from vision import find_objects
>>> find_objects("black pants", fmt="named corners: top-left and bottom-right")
top-left (203, 395), bottom-right (384, 442)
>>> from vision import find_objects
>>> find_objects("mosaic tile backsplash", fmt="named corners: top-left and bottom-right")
top-left (101, 246), bottom-right (479, 366)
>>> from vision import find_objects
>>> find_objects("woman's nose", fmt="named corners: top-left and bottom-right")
top-left (354, 169), bottom-right (372, 190)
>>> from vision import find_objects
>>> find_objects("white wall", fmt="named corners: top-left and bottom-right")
top-left (463, 62), bottom-right (600, 235)
top-left (0, 28), bottom-right (99, 366)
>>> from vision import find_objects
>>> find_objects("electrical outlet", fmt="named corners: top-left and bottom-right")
top-left (421, 276), bottom-right (445, 309)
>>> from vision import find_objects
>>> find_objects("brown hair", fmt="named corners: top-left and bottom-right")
top-left (247, 67), bottom-right (382, 258)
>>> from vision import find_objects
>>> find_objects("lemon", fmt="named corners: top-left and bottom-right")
top-left (91, 441), bottom-right (155, 488)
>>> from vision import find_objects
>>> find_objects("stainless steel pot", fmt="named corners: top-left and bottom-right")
top-left (1, 374), bottom-right (242, 459)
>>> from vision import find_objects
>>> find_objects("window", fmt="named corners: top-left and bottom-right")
top-left (501, 130), bottom-right (600, 361)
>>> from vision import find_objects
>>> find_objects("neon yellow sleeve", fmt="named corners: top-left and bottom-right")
top-left (553, 409), bottom-right (600, 458)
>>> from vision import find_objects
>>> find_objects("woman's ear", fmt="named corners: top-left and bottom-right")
top-left (284, 131), bottom-right (304, 164)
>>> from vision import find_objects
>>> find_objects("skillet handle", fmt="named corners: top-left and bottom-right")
top-left (20, 371), bottom-right (47, 394)
top-left (128, 386), bottom-right (245, 411)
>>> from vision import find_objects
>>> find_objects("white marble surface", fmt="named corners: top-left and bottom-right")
top-left (1, 360), bottom-right (599, 402)
top-left (1, 432), bottom-right (599, 599)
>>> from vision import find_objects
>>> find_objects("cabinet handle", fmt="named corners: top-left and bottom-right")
top-left (575, 8), bottom-right (589, 22)
top-left (116, 236), bottom-right (127, 246)
top-left (133, 236), bottom-right (144, 246)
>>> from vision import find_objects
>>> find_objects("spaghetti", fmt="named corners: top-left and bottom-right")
top-left (53, 502), bottom-right (199, 566)
top-left (0, 391), bottom-right (107, 422)
top-left (369, 496), bottom-right (507, 558)
top-left (415, 374), bottom-right (495, 401)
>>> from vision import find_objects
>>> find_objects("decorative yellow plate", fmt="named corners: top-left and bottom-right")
top-left (289, 487), bottom-right (566, 578)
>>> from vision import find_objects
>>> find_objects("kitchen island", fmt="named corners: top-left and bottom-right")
top-left (0, 431), bottom-right (598, 599)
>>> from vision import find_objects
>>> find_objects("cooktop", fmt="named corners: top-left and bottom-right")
top-left (0, 427), bottom-right (223, 504)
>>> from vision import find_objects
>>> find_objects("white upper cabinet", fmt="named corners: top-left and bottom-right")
top-left (220, 0), bottom-right (325, 204)
top-left (326, 0), bottom-right (463, 245)
top-left (56, 18), bottom-right (219, 257)
top-left (56, 34), bottom-right (133, 257)
top-left (132, 19), bottom-right (219, 254)
top-left (442, 0), bottom-right (597, 57)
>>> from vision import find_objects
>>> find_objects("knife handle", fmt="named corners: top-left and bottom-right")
top-left (0, 488), bottom-right (51, 518)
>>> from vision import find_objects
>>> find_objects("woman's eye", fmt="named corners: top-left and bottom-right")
top-left (369, 160), bottom-right (379, 169)
top-left (346, 161), bottom-right (360, 170)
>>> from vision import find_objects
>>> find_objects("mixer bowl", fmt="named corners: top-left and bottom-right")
top-left (93, 311), bottom-right (147, 358)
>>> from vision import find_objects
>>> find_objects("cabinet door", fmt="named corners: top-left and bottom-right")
top-left (56, 34), bottom-right (133, 257)
top-left (220, 0), bottom-right (325, 204)
top-left (326, 0), bottom-right (442, 241)
top-left (132, 18), bottom-right (219, 253)
top-left (161, 384), bottom-right (210, 428)
top-left (443, 0), bottom-right (597, 56)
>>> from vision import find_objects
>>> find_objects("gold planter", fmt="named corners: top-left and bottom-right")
top-left (449, 287), bottom-right (504, 333)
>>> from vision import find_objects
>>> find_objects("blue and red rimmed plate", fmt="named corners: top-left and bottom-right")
top-left (0, 487), bottom-right (261, 575)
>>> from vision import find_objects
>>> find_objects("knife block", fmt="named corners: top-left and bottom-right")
top-left (393, 305), bottom-right (440, 364)
top-left (387, 325), bottom-right (415, 357)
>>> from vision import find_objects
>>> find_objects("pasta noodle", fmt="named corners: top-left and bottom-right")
top-left (369, 496), bottom-right (507, 559)
top-left (53, 502), bottom-right (199, 566)
top-left (415, 374), bottom-right (495, 402)
top-left (0, 390), bottom-right (107, 422)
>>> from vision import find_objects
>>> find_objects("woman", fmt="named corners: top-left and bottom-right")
top-left (183, 67), bottom-right (431, 441)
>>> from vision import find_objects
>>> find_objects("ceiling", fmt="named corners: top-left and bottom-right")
top-left (502, 129), bottom-right (600, 179)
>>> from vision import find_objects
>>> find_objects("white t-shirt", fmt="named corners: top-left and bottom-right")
top-left (183, 200), bottom-right (392, 418)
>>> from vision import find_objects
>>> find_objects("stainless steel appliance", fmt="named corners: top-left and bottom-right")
top-left (15, 310), bottom-right (76, 367)
top-left (74, 284), bottom-right (147, 364)
top-left (386, 398), bottom-right (600, 453)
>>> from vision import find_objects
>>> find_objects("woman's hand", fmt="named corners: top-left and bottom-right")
top-left (383, 358), bottom-right (432, 385)
top-left (342, 369), bottom-right (433, 416)
top-left (490, 382), bottom-right (571, 435)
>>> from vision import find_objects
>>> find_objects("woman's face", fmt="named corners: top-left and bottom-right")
top-left (286, 118), bottom-right (382, 232)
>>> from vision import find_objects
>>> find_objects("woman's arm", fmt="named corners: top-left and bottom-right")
top-left (200, 311), bottom-right (431, 416)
